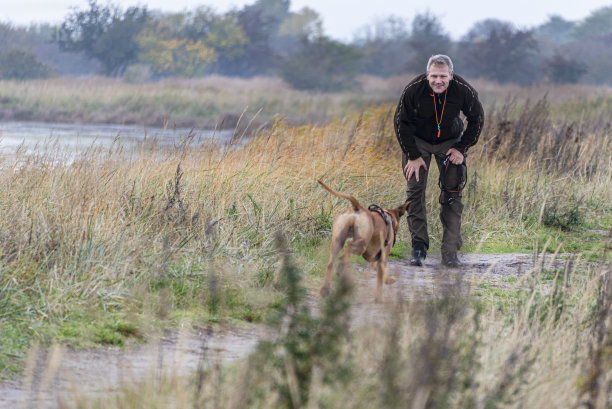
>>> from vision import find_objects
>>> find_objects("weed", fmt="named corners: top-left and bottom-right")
top-left (541, 201), bottom-right (585, 231)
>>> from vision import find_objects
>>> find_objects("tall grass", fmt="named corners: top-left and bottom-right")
top-left (0, 89), bottom-right (610, 406)
top-left (2, 75), bottom-right (612, 128)
top-left (0, 76), bottom-right (390, 127)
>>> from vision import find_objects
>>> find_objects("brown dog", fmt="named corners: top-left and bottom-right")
top-left (318, 180), bottom-right (410, 302)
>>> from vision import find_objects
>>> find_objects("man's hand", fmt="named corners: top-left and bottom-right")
top-left (446, 148), bottom-right (464, 165)
top-left (404, 157), bottom-right (427, 182)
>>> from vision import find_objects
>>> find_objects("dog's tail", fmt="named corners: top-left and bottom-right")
top-left (318, 180), bottom-right (362, 210)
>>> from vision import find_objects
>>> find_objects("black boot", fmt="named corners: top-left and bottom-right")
top-left (410, 244), bottom-right (427, 266)
top-left (442, 252), bottom-right (461, 268)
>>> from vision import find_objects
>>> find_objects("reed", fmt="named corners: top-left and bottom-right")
top-left (2, 75), bottom-right (612, 128)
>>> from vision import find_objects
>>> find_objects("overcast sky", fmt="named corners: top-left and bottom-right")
top-left (1, 0), bottom-right (610, 40)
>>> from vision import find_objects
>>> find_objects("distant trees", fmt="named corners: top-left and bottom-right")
top-left (228, 0), bottom-right (289, 76)
top-left (534, 15), bottom-right (575, 44)
top-left (0, 49), bottom-right (52, 79)
top-left (352, 16), bottom-right (411, 77)
top-left (274, 7), bottom-right (323, 55)
top-left (544, 52), bottom-right (586, 84)
top-left (571, 6), bottom-right (612, 39)
top-left (405, 12), bottom-right (452, 73)
top-left (458, 19), bottom-right (539, 84)
top-left (137, 13), bottom-right (217, 77)
top-left (0, 22), bottom-right (95, 76)
top-left (0, 1), bottom-right (610, 88)
top-left (279, 36), bottom-right (362, 90)
top-left (560, 6), bottom-right (612, 84)
top-left (354, 13), bottom-right (451, 76)
top-left (55, 0), bottom-right (148, 76)
top-left (187, 10), bottom-right (249, 74)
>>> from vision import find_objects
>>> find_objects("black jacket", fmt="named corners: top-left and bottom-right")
top-left (394, 73), bottom-right (484, 160)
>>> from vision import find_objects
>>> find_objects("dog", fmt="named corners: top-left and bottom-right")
top-left (318, 180), bottom-right (410, 303)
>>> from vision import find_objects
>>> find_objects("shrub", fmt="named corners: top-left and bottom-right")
top-left (279, 36), bottom-right (362, 91)
top-left (0, 49), bottom-right (52, 80)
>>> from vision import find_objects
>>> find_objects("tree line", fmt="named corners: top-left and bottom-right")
top-left (1, 0), bottom-right (611, 90)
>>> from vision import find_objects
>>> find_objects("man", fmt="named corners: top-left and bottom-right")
top-left (394, 54), bottom-right (484, 267)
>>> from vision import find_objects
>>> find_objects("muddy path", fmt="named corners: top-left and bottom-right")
top-left (0, 253), bottom-right (583, 408)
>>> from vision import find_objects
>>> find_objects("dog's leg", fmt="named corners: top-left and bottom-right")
top-left (338, 240), bottom-right (353, 278)
top-left (321, 235), bottom-right (345, 297)
top-left (374, 259), bottom-right (385, 303)
top-left (375, 247), bottom-right (394, 303)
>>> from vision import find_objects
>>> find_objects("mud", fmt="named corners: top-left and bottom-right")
top-left (0, 252), bottom-right (585, 408)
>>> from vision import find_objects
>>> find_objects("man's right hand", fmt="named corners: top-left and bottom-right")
top-left (404, 157), bottom-right (427, 182)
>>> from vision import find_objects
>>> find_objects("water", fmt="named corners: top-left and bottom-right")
top-left (0, 121), bottom-right (234, 158)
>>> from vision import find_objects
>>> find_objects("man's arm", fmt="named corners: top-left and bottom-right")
top-left (452, 77), bottom-right (484, 155)
top-left (394, 78), bottom-right (425, 160)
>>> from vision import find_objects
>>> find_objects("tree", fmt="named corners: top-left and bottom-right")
top-left (137, 15), bottom-right (217, 77)
top-left (228, 0), bottom-right (291, 76)
top-left (559, 33), bottom-right (612, 85)
top-left (352, 16), bottom-right (411, 77)
top-left (535, 15), bottom-right (575, 44)
top-left (56, 0), bottom-right (148, 76)
top-left (179, 8), bottom-right (249, 74)
top-left (274, 7), bottom-right (323, 56)
top-left (0, 23), bottom-right (97, 75)
top-left (406, 12), bottom-right (452, 73)
top-left (458, 19), bottom-right (540, 84)
top-left (0, 49), bottom-right (52, 79)
top-left (544, 52), bottom-right (586, 84)
top-left (232, 8), bottom-right (275, 76)
top-left (572, 6), bottom-right (612, 39)
top-left (279, 36), bottom-right (362, 91)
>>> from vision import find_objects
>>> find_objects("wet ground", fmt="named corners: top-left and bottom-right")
top-left (0, 252), bottom-right (585, 408)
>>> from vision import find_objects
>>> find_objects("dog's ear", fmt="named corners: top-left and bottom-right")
top-left (392, 201), bottom-right (411, 218)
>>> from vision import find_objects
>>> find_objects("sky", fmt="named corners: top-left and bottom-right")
top-left (1, 0), bottom-right (611, 40)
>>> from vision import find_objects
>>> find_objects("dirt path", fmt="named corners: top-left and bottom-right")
top-left (0, 253), bottom-right (581, 408)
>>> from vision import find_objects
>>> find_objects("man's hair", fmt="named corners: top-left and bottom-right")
top-left (427, 54), bottom-right (454, 73)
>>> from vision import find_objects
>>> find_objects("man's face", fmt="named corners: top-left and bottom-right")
top-left (426, 64), bottom-right (453, 94)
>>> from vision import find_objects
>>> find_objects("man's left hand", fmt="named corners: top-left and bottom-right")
top-left (446, 148), bottom-right (464, 165)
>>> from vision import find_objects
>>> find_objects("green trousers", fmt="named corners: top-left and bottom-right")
top-left (402, 138), bottom-right (464, 255)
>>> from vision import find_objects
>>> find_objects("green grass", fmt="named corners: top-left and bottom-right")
top-left (476, 284), bottom-right (521, 301)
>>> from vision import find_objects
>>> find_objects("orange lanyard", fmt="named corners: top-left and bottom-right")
top-left (431, 89), bottom-right (447, 138)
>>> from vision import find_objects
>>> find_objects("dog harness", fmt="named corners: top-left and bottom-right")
top-left (368, 205), bottom-right (397, 261)
top-left (438, 154), bottom-right (467, 205)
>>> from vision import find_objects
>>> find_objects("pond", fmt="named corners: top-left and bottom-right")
top-left (0, 121), bottom-right (234, 158)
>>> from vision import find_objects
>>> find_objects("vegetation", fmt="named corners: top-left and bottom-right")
top-left (56, 0), bottom-right (149, 76)
top-left (0, 76), bottom-right (610, 395)
top-left (0, 3), bottom-right (609, 407)
top-left (279, 36), bottom-right (362, 91)
top-left (3, 74), bottom-right (612, 128)
top-left (3, 1), bottom-right (612, 88)
top-left (42, 257), bottom-right (610, 408)
top-left (0, 49), bottom-right (52, 80)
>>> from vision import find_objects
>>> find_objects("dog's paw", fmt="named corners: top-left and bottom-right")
top-left (320, 285), bottom-right (331, 298)
top-left (385, 276), bottom-right (396, 284)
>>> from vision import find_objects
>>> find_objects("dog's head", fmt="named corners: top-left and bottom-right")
top-left (387, 201), bottom-right (411, 232)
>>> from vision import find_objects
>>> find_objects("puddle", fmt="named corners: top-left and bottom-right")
top-left (0, 325), bottom-right (270, 408)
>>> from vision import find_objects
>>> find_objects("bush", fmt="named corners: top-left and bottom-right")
top-left (541, 200), bottom-right (585, 231)
top-left (279, 36), bottom-right (362, 91)
top-left (122, 64), bottom-right (153, 83)
top-left (0, 49), bottom-right (52, 80)
top-left (545, 52), bottom-right (587, 84)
